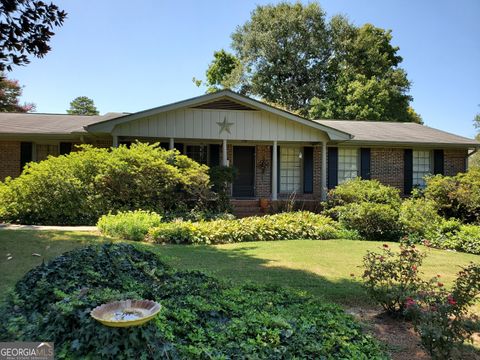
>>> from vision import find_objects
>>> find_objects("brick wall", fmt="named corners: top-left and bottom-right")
top-left (444, 149), bottom-right (467, 176)
top-left (255, 145), bottom-right (271, 198)
top-left (0, 141), bottom-right (21, 181)
top-left (312, 145), bottom-right (322, 200)
top-left (371, 148), bottom-right (404, 193)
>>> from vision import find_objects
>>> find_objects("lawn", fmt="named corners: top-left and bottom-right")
top-left (1, 229), bottom-right (478, 314)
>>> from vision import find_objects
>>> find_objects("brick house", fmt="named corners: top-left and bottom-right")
top-left (0, 90), bottom-right (478, 203)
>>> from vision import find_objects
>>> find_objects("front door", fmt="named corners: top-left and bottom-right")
top-left (232, 146), bottom-right (255, 197)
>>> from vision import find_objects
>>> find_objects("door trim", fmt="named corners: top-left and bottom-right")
top-left (232, 145), bottom-right (256, 198)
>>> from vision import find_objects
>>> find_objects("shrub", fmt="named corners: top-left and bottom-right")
top-left (208, 166), bottom-right (237, 212)
top-left (424, 169), bottom-right (480, 224)
top-left (147, 211), bottom-right (356, 245)
top-left (399, 198), bottom-right (442, 238)
top-left (0, 143), bottom-right (214, 225)
top-left (405, 263), bottom-right (480, 359)
top-left (0, 244), bottom-right (387, 359)
top-left (362, 244), bottom-right (425, 314)
top-left (338, 202), bottom-right (401, 241)
top-left (440, 224), bottom-right (480, 255)
top-left (327, 178), bottom-right (402, 208)
top-left (97, 210), bottom-right (162, 241)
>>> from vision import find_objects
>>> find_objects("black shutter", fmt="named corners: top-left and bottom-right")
top-left (59, 142), bottom-right (72, 155)
top-left (174, 143), bottom-right (184, 153)
top-left (360, 148), bottom-right (371, 180)
top-left (20, 142), bottom-right (33, 169)
top-left (404, 149), bottom-right (413, 195)
top-left (433, 149), bottom-right (444, 175)
top-left (327, 147), bottom-right (338, 189)
top-left (209, 144), bottom-right (220, 167)
top-left (277, 146), bottom-right (281, 192)
top-left (303, 147), bottom-right (313, 193)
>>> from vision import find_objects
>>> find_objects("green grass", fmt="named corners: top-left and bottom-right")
top-left (1, 230), bottom-right (479, 312)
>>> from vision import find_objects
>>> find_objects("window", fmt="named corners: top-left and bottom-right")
top-left (280, 147), bottom-right (302, 193)
top-left (413, 150), bottom-right (432, 188)
top-left (186, 145), bottom-right (208, 165)
top-left (338, 148), bottom-right (359, 184)
top-left (35, 144), bottom-right (59, 162)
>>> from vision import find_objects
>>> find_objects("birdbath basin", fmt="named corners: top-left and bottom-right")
top-left (90, 299), bottom-right (161, 327)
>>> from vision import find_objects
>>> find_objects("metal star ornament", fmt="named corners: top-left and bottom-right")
top-left (217, 116), bottom-right (234, 134)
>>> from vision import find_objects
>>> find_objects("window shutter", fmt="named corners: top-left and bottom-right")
top-left (277, 146), bottom-right (281, 192)
top-left (303, 147), bottom-right (313, 194)
top-left (20, 142), bottom-right (33, 169)
top-left (327, 147), bottom-right (338, 189)
top-left (404, 149), bottom-right (413, 195)
top-left (360, 148), bottom-right (371, 180)
top-left (174, 143), bottom-right (184, 153)
top-left (59, 142), bottom-right (72, 155)
top-left (209, 144), bottom-right (220, 167)
top-left (433, 149), bottom-right (444, 175)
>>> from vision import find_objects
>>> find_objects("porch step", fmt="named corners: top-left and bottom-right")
top-left (230, 199), bottom-right (266, 218)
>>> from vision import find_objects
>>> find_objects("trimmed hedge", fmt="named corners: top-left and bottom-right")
top-left (97, 210), bottom-right (162, 241)
top-left (0, 244), bottom-right (387, 359)
top-left (147, 211), bottom-right (358, 244)
top-left (0, 143), bottom-right (214, 225)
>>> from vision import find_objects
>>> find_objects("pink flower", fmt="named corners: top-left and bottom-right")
top-left (405, 297), bottom-right (416, 308)
top-left (411, 265), bottom-right (417, 271)
top-left (447, 295), bottom-right (457, 306)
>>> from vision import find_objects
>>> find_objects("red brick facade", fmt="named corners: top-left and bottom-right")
top-left (444, 149), bottom-right (467, 176)
top-left (370, 148), bottom-right (405, 194)
top-left (255, 145), bottom-right (271, 198)
top-left (0, 141), bottom-right (21, 181)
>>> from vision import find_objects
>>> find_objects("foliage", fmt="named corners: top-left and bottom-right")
top-left (433, 224), bottom-right (480, 255)
top-left (327, 178), bottom-right (401, 209)
top-left (0, 243), bottom-right (387, 359)
top-left (0, 0), bottom-right (66, 71)
top-left (424, 170), bottom-right (480, 223)
top-left (67, 96), bottom-right (99, 115)
top-left (147, 211), bottom-right (357, 245)
top-left (405, 263), bottom-right (480, 359)
top-left (399, 198), bottom-right (442, 238)
top-left (362, 244), bottom-right (426, 314)
top-left (0, 143), bottom-right (214, 225)
top-left (338, 202), bottom-right (401, 241)
top-left (208, 165), bottom-right (237, 213)
top-left (97, 210), bottom-right (162, 241)
top-left (194, 49), bottom-right (244, 93)
top-left (0, 73), bottom-right (35, 112)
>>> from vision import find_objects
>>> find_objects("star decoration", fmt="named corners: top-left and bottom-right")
top-left (217, 116), bottom-right (234, 134)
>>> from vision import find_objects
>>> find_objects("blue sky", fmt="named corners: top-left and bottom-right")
top-left (9, 0), bottom-right (480, 138)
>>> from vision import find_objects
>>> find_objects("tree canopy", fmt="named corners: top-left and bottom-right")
top-left (198, 2), bottom-right (421, 123)
top-left (0, 0), bottom-right (67, 72)
top-left (0, 74), bottom-right (35, 112)
top-left (67, 96), bottom-right (99, 116)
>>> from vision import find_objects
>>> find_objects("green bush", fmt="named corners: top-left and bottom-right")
top-left (148, 211), bottom-right (357, 245)
top-left (0, 143), bottom-right (214, 225)
top-left (0, 244), bottom-right (387, 359)
top-left (399, 198), bottom-right (442, 238)
top-left (440, 225), bottom-right (480, 255)
top-left (338, 202), bottom-right (401, 241)
top-left (97, 210), bottom-right (162, 241)
top-left (424, 169), bottom-right (480, 224)
top-left (327, 178), bottom-right (402, 208)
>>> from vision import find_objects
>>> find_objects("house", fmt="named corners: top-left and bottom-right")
top-left (0, 90), bottom-right (478, 203)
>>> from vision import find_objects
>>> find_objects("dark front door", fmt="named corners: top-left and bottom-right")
top-left (232, 146), bottom-right (255, 197)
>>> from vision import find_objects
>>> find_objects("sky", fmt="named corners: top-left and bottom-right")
top-left (9, 0), bottom-right (480, 138)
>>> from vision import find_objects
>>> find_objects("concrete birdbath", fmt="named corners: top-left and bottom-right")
top-left (90, 299), bottom-right (161, 327)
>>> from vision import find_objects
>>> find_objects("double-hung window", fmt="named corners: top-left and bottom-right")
top-left (338, 148), bottom-right (359, 184)
top-left (280, 147), bottom-right (302, 193)
top-left (412, 150), bottom-right (432, 188)
top-left (186, 145), bottom-right (208, 165)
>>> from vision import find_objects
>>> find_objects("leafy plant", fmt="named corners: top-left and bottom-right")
top-left (399, 197), bottom-right (442, 238)
top-left (0, 244), bottom-right (387, 359)
top-left (208, 165), bottom-right (237, 213)
top-left (97, 210), bottom-right (162, 241)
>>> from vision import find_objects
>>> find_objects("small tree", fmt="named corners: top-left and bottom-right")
top-left (67, 96), bottom-right (99, 115)
top-left (0, 0), bottom-right (67, 71)
top-left (0, 74), bottom-right (35, 112)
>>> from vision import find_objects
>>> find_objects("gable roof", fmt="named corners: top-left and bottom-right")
top-left (316, 120), bottom-right (479, 147)
top-left (0, 112), bottom-right (126, 135)
top-left (86, 90), bottom-right (352, 141)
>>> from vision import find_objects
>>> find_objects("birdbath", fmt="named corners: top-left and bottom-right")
top-left (90, 299), bottom-right (161, 327)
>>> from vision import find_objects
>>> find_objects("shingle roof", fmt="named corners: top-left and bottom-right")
top-left (0, 112), bottom-right (126, 134)
top-left (315, 120), bottom-right (479, 147)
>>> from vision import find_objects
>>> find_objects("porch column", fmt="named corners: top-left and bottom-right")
top-left (112, 135), bottom-right (118, 147)
top-left (222, 139), bottom-right (228, 166)
top-left (321, 141), bottom-right (327, 201)
top-left (169, 138), bottom-right (174, 150)
top-left (272, 141), bottom-right (278, 200)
